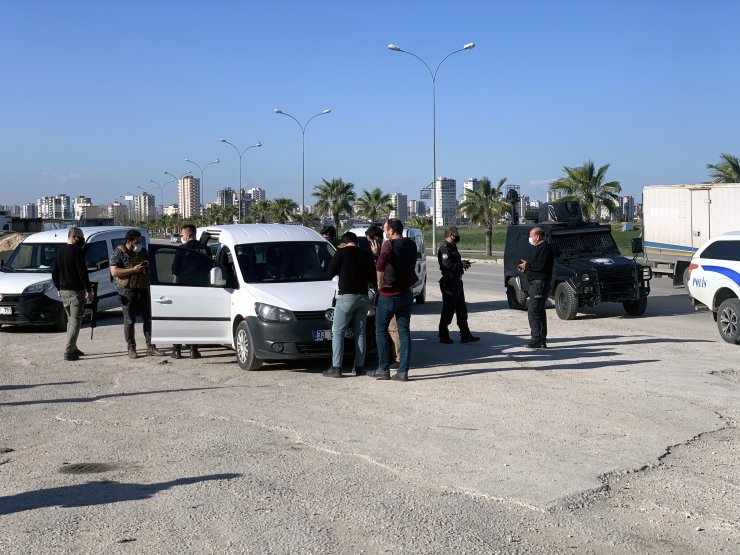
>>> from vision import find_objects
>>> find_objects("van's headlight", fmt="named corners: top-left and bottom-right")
top-left (255, 302), bottom-right (294, 322)
top-left (24, 280), bottom-right (53, 294)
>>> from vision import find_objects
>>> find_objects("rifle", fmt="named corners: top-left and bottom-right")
top-left (86, 282), bottom-right (99, 339)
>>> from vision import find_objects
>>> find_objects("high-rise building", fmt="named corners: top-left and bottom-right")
top-left (622, 195), bottom-right (635, 221)
top-left (417, 200), bottom-right (428, 216)
top-left (547, 186), bottom-right (563, 203)
top-left (407, 199), bottom-right (418, 217)
top-left (390, 193), bottom-right (408, 222)
top-left (460, 178), bottom-right (481, 219)
top-left (217, 187), bottom-right (238, 207)
top-left (108, 201), bottom-right (127, 223)
top-left (518, 195), bottom-right (530, 221)
top-left (247, 187), bottom-right (266, 202)
top-left (37, 194), bottom-right (71, 219)
top-left (178, 175), bottom-right (201, 218)
top-left (134, 193), bottom-right (155, 221)
top-left (20, 203), bottom-right (37, 219)
top-left (434, 177), bottom-right (457, 226)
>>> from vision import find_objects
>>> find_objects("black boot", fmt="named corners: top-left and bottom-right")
top-left (460, 332), bottom-right (480, 343)
top-left (323, 366), bottom-right (343, 378)
top-left (171, 345), bottom-right (182, 359)
top-left (391, 372), bottom-right (408, 382)
top-left (439, 327), bottom-right (454, 344)
top-left (189, 346), bottom-right (202, 359)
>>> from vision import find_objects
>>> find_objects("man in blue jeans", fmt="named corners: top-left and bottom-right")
top-left (369, 218), bottom-right (417, 382)
top-left (324, 231), bottom-right (376, 378)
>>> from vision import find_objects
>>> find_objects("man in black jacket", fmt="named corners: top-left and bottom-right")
top-left (517, 226), bottom-right (555, 348)
top-left (52, 227), bottom-right (93, 361)
top-left (438, 226), bottom-right (479, 344)
top-left (324, 231), bottom-right (376, 377)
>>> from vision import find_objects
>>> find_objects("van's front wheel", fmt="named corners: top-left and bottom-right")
top-left (235, 321), bottom-right (263, 371)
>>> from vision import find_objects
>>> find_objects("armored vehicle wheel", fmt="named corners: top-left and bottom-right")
top-left (554, 282), bottom-right (578, 320)
top-left (717, 298), bottom-right (740, 344)
top-left (623, 295), bottom-right (648, 316)
top-left (235, 321), bottom-right (263, 371)
top-left (506, 284), bottom-right (527, 311)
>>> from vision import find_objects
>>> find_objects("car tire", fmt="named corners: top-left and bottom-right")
top-left (717, 298), bottom-right (740, 344)
top-left (234, 321), bottom-right (263, 371)
top-left (415, 281), bottom-right (426, 304)
top-left (554, 282), bottom-right (578, 320)
top-left (623, 295), bottom-right (648, 316)
top-left (506, 284), bottom-right (527, 311)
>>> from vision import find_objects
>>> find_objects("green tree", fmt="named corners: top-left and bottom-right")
top-left (250, 200), bottom-right (272, 224)
top-left (407, 215), bottom-right (432, 232)
top-left (456, 176), bottom-right (510, 256)
top-left (269, 198), bottom-right (298, 224)
top-left (354, 187), bottom-right (393, 222)
top-left (706, 153), bottom-right (740, 183)
top-left (294, 211), bottom-right (318, 229)
top-left (550, 160), bottom-right (621, 222)
top-left (312, 177), bottom-right (356, 229)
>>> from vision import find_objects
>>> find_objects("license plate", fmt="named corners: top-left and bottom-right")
top-left (0, 306), bottom-right (12, 315)
top-left (312, 329), bottom-right (354, 341)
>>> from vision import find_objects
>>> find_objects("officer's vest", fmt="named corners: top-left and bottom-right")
top-left (115, 245), bottom-right (150, 289)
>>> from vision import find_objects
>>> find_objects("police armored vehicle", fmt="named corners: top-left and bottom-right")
top-left (503, 201), bottom-right (651, 319)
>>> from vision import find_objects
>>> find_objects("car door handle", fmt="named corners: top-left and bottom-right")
top-left (154, 297), bottom-right (172, 304)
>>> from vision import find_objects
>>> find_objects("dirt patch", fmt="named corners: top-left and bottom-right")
top-left (0, 232), bottom-right (28, 264)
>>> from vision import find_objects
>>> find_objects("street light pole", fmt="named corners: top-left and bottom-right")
top-left (388, 42), bottom-right (475, 253)
top-left (274, 108), bottom-right (331, 214)
top-left (219, 140), bottom-right (262, 223)
top-left (185, 157), bottom-right (220, 214)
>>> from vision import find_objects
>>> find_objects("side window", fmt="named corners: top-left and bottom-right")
top-left (111, 238), bottom-right (126, 250)
top-left (701, 240), bottom-right (740, 262)
top-left (158, 246), bottom-right (214, 287)
top-left (85, 241), bottom-right (109, 271)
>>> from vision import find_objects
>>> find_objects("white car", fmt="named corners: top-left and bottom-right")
top-left (170, 233), bottom-right (181, 243)
top-left (0, 226), bottom-right (148, 330)
top-left (687, 231), bottom-right (740, 344)
top-left (148, 224), bottom-right (342, 370)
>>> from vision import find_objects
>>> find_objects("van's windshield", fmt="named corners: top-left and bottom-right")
top-left (235, 241), bottom-right (336, 283)
top-left (2, 243), bottom-right (63, 272)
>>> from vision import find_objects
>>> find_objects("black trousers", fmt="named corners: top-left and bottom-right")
top-left (527, 280), bottom-right (548, 341)
top-left (439, 277), bottom-right (470, 335)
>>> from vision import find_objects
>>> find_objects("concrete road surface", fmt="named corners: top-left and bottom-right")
top-left (0, 263), bottom-right (738, 554)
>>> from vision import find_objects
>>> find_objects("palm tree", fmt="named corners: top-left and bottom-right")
top-left (550, 160), bottom-right (621, 222)
top-left (407, 215), bottom-right (432, 232)
top-left (354, 187), bottom-right (393, 222)
top-left (706, 153), bottom-right (740, 183)
top-left (457, 177), bottom-right (511, 256)
top-left (250, 200), bottom-right (271, 224)
top-left (312, 177), bottom-right (356, 229)
top-left (294, 210), bottom-right (318, 229)
top-left (269, 198), bottom-right (298, 224)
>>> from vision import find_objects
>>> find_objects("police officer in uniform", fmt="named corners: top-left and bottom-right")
top-left (517, 226), bottom-right (555, 348)
top-left (437, 226), bottom-right (480, 344)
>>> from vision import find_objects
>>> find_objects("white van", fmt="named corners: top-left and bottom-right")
top-left (0, 226), bottom-right (149, 330)
top-left (347, 225), bottom-right (427, 303)
top-left (148, 224), bottom-right (343, 370)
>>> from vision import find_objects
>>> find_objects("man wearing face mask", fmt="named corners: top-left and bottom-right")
top-left (109, 229), bottom-right (164, 359)
top-left (52, 227), bottom-right (93, 361)
top-left (437, 226), bottom-right (479, 344)
top-left (517, 226), bottom-right (555, 348)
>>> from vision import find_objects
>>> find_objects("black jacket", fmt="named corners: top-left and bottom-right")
top-left (52, 244), bottom-right (92, 292)
top-left (525, 242), bottom-right (555, 281)
top-left (438, 241), bottom-right (465, 280)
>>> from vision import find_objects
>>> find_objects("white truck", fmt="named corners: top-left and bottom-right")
top-left (642, 183), bottom-right (740, 285)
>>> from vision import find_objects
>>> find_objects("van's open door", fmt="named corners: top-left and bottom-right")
top-left (148, 244), bottom-right (232, 345)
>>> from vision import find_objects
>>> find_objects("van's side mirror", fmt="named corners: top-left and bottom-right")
top-left (631, 238), bottom-right (643, 255)
top-left (210, 267), bottom-right (227, 287)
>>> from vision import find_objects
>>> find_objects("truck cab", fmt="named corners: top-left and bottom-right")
top-left (503, 201), bottom-right (651, 319)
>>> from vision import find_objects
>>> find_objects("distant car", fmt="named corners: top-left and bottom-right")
top-left (170, 233), bottom-right (181, 244)
top-left (687, 231), bottom-right (740, 344)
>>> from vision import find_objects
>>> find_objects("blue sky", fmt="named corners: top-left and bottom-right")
top-left (2, 1), bottom-right (739, 208)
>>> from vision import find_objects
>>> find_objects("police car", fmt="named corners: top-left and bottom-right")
top-left (687, 231), bottom-right (740, 344)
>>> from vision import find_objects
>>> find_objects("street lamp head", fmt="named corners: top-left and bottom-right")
top-left (256, 142), bottom-right (262, 147)
top-left (274, 108), bottom-right (283, 114)
top-left (185, 158), bottom-right (192, 162)
top-left (388, 44), bottom-right (401, 51)
top-left (463, 42), bottom-right (475, 50)
top-left (219, 138), bottom-right (227, 143)
top-left (213, 159), bottom-right (220, 163)
top-left (322, 109), bottom-right (331, 114)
